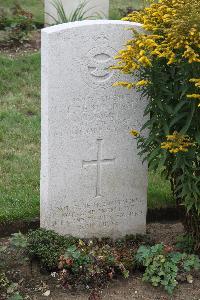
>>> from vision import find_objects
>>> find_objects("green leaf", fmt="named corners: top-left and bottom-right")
top-left (8, 294), bottom-right (23, 300)
top-left (173, 100), bottom-right (187, 114)
top-left (180, 103), bottom-right (195, 134)
top-left (169, 112), bottom-right (188, 129)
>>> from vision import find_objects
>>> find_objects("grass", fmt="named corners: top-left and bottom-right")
top-left (148, 170), bottom-right (174, 209)
top-left (0, 54), bottom-right (40, 222)
top-left (0, 53), bottom-right (174, 223)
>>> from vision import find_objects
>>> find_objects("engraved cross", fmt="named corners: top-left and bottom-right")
top-left (82, 139), bottom-right (115, 198)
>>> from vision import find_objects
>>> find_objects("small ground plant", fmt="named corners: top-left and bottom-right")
top-left (176, 234), bottom-right (196, 254)
top-left (135, 243), bottom-right (200, 294)
top-left (0, 4), bottom-right (36, 46)
top-left (27, 228), bottom-right (78, 270)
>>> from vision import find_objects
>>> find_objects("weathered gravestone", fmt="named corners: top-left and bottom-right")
top-left (45, 0), bottom-right (109, 25)
top-left (41, 20), bottom-right (148, 238)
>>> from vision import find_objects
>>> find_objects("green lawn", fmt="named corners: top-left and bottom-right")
top-left (0, 53), bottom-right (174, 222)
top-left (0, 54), bottom-right (40, 222)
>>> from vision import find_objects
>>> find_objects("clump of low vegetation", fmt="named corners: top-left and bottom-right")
top-left (26, 229), bottom-right (200, 294)
top-left (176, 234), bottom-right (196, 254)
top-left (27, 228), bottom-right (78, 270)
top-left (1, 229), bottom-right (198, 296)
top-left (27, 229), bottom-right (151, 289)
top-left (136, 243), bottom-right (200, 294)
top-left (0, 4), bottom-right (36, 46)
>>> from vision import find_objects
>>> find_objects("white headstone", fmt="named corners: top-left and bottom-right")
top-left (45, 0), bottom-right (109, 25)
top-left (41, 20), bottom-right (148, 238)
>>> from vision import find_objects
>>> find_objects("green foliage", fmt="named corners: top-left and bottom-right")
top-left (47, 0), bottom-right (102, 24)
top-left (135, 243), bottom-right (200, 294)
top-left (27, 228), bottom-right (78, 270)
top-left (27, 229), bottom-right (152, 288)
top-left (135, 58), bottom-right (200, 248)
top-left (137, 59), bottom-right (200, 213)
top-left (9, 232), bottom-right (28, 249)
top-left (109, 0), bottom-right (148, 20)
top-left (8, 294), bottom-right (23, 300)
top-left (0, 0), bottom-right (44, 25)
top-left (176, 234), bottom-right (195, 254)
top-left (0, 4), bottom-right (36, 45)
top-left (115, 0), bottom-right (200, 248)
top-left (58, 240), bottom-right (134, 286)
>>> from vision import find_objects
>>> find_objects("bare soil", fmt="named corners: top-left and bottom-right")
top-left (1, 222), bottom-right (200, 300)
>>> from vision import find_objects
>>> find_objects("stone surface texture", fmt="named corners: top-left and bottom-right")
top-left (41, 20), bottom-right (148, 238)
top-left (45, 0), bottom-right (109, 25)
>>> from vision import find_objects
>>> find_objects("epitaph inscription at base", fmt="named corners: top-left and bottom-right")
top-left (41, 20), bottom-right (148, 238)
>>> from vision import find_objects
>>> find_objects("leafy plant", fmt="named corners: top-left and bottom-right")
top-left (8, 294), bottom-right (23, 300)
top-left (9, 232), bottom-right (28, 249)
top-left (58, 240), bottom-right (133, 287)
top-left (176, 234), bottom-right (195, 254)
top-left (26, 229), bottom-right (152, 288)
top-left (47, 0), bottom-right (102, 24)
top-left (135, 244), bottom-right (200, 294)
top-left (27, 228), bottom-right (78, 270)
top-left (0, 4), bottom-right (36, 45)
top-left (114, 0), bottom-right (200, 249)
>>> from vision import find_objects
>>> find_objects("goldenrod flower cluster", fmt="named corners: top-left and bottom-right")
top-left (161, 131), bottom-right (195, 154)
top-left (114, 0), bottom-right (200, 104)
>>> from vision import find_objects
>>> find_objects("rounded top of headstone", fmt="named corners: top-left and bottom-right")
top-left (42, 20), bottom-right (142, 34)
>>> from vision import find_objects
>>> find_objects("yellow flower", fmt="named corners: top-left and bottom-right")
top-left (161, 131), bottom-right (195, 154)
top-left (135, 80), bottom-right (150, 86)
top-left (113, 81), bottom-right (134, 89)
top-left (138, 56), bottom-right (152, 66)
top-left (130, 129), bottom-right (139, 137)
top-left (189, 78), bottom-right (200, 88)
top-left (187, 94), bottom-right (200, 99)
top-left (113, 0), bottom-right (200, 112)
